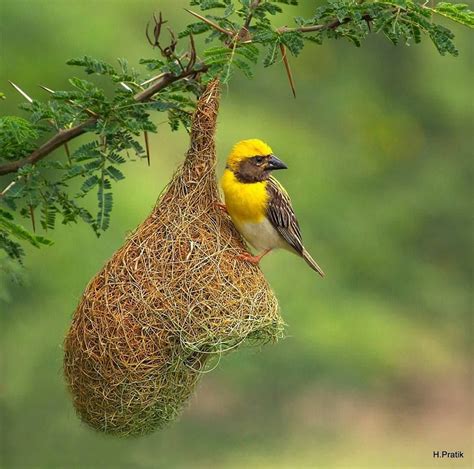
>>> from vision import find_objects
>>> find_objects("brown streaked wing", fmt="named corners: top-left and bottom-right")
top-left (266, 176), bottom-right (304, 254)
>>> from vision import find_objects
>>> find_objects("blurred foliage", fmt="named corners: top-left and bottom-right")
top-left (0, 0), bottom-right (472, 468)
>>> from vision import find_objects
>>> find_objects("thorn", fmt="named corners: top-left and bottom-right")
top-left (279, 44), bottom-right (296, 98)
top-left (120, 82), bottom-right (133, 92)
top-left (144, 131), bottom-right (151, 166)
top-left (39, 84), bottom-right (55, 94)
top-left (140, 73), bottom-right (167, 87)
top-left (29, 205), bottom-right (36, 232)
top-left (0, 178), bottom-right (19, 197)
top-left (9, 81), bottom-right (33, 103)
top-left (184, 8), bottom-right (233, 36)
top-left (365, 17), bottom-right (372, 32)
top-left (64, 142), bottom-right (71, 164)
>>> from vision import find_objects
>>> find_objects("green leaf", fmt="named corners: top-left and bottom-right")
top-left (235, 43), bottom-right (260, 63)
top-left (139, 58), bottom-right (166, 71)
top-left (263, 40), bottom-right (281, 67)
top-left (80, 175), bottom-right (99, 195)
top-left (0, 116), bottom-right (39, 161)
top-left (105, 166), bottom-right (125, 181)
top-left (96, 183), bottom-right (113, 232)
top-left (0, 208), bottom-right (53, 250)
top-left (433, 2), bottom-right (474, 28)
top-left (191, 0), bottom-right (226, 10)
top-left (280, 31), bottom-right (304, 56)
top-left (429, 23), bottom-right (458, 55)
top-left (179, 21), bottom-right (213, 38)
top-left (67, 56), bottom-right (116, 76)
top-left (40, 203), bottom-right (57, 231)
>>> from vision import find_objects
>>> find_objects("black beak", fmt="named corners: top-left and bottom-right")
top-left (267, 154), bottom-right (288, 171)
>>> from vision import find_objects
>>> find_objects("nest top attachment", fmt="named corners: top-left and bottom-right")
top-left (183, 77), bottom-right (220, 179)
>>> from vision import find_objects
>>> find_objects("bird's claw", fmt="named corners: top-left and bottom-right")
top-left (215, 202), bottom-right (228, 213)
top-left (236, 252), bottom-right (261, 265)
top-left (237, 249), bottom-right (272, 265)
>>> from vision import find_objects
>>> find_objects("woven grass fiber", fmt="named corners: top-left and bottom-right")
top-left (63, 78), bottom-right (284, 436)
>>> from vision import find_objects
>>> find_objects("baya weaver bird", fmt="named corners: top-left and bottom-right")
top-left (220, 139), bottom-right (325, 277)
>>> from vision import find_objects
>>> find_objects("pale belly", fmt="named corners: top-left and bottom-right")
top-left (233, 217), bottom-right (289, 252)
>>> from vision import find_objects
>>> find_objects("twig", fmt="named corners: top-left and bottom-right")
top-left (244, 0), bottom-right (261, 30)
top-left (146, 12), bottom-right (167, 48)
top-left (278, 17), bottom-right (349, 34)
top-left (188, 33), bottom-right (197, 71)
top-left (278, 14), bottom-right (374, 35)
top-left (238, 0), bottom-right (261, 41)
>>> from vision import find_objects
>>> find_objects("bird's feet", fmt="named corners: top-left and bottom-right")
top-left (236, 249), bottom-right (271, 265)
top-left (215, 202), bottom-right (228, 213)
top-left (237, 252), bottom-right (261, 265)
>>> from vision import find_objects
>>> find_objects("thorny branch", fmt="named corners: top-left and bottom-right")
top-left (0, 17), bottom-right (206, 177)
top-left (0, 2), bottom-right (458, 177)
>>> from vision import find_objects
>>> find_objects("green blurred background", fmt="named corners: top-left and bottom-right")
top-left (1, 1), bottom-right (472, 467)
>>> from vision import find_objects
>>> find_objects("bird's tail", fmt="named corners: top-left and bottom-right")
top-left (302, 248), bottom-right (325, 277)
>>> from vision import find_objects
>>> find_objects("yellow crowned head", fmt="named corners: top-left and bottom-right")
top-left (226, 139), bottom-right (273, 171)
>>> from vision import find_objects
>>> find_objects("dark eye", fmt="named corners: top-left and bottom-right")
top-left (254, 156), bottom-right (264, 165)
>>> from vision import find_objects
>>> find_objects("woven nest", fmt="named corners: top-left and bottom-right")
top-left (63, 78), bottom-right (284, 437)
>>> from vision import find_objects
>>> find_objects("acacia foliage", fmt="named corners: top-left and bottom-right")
top-left (0, 0), bottom-right (472, 264)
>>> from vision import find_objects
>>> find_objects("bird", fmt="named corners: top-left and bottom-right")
top-left (220, 138), bottom-right (325, 277)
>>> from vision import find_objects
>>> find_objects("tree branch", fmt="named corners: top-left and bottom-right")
top-left (0, 66), bottom-right (207, 176)
top-left (239, 0), bottom-right (262, 40)
top-left (278, 17), bottom-right (354, 35)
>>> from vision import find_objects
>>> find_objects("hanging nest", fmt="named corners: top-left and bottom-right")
top-left (63, 78), bottom-right (284, 437)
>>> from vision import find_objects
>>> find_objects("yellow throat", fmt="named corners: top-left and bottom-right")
top-left (220, 169), bottom-right (268, 224)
